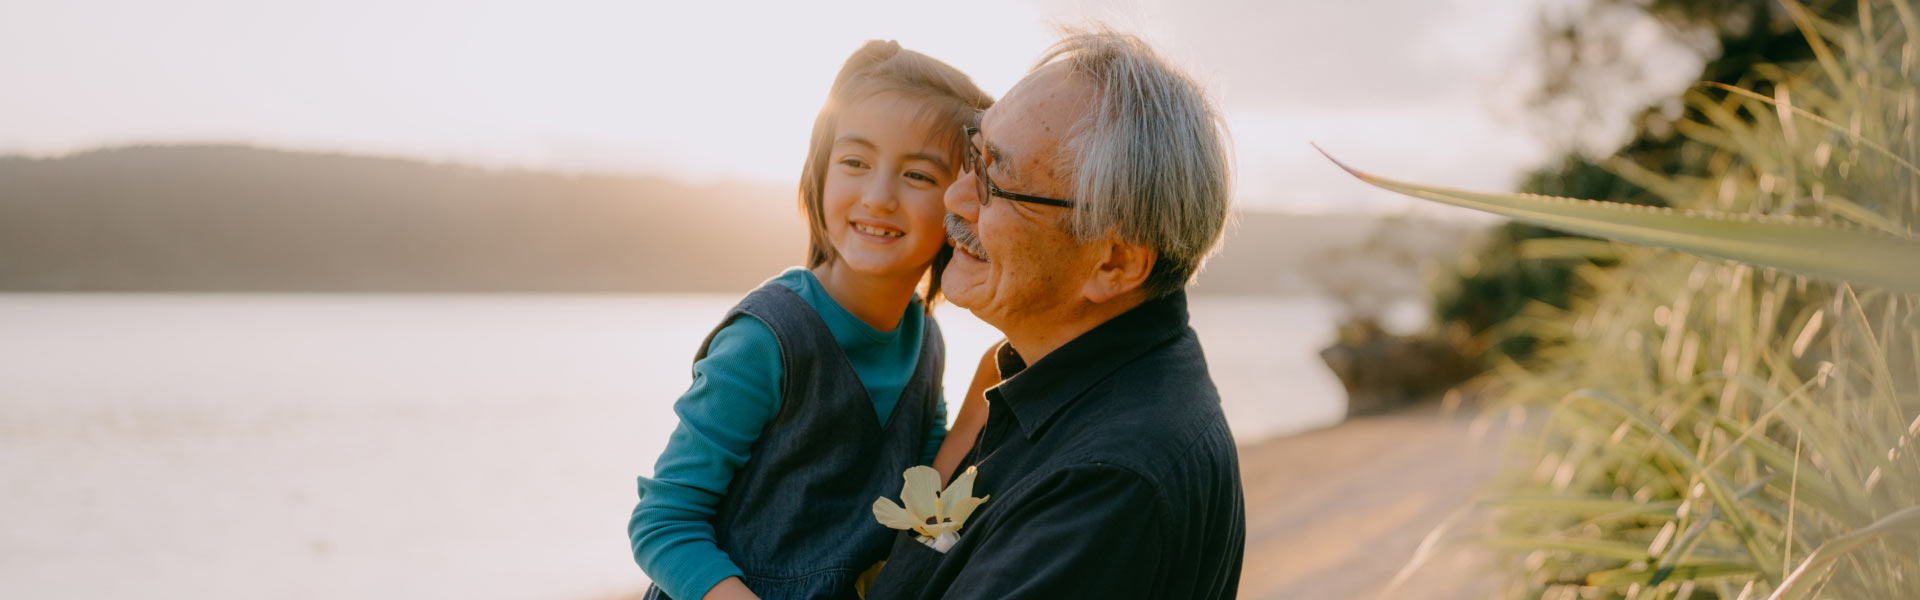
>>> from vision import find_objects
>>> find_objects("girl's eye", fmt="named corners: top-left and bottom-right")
top-left (839, 157), bottom-right (868, 169)
top-left (905, 171), bottom-right (937, 184)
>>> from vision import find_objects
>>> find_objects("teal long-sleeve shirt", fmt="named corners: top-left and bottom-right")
top-left (629, 268), bottom-right (949, 599)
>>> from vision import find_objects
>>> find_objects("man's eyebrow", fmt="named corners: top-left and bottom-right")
top-left (985, 138), bottom-right (1014, 178)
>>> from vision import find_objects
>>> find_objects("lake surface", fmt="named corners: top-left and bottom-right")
top-left (0, 293), bottom-right (1417, 599)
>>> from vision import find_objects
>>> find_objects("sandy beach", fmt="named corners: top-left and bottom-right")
top-left (1237, 401), bottom-right (1506, 599)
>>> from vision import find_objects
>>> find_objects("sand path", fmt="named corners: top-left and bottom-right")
top-left (1236, 403), bottom-right (1506, 599)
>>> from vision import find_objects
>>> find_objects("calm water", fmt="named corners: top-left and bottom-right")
top-left (0, 293), bottom-right (1415, 599)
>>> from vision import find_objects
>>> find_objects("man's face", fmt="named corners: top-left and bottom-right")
top-left (941, 63), bottom-right (1101, 330)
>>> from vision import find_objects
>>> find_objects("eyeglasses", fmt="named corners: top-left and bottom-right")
top-left (963, 126), bottom-right (1077, 209)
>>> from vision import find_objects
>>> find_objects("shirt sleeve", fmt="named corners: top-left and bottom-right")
top-left (943, 464), bottom-right (1169, 599)
top-left (629, 316), bottom-right (783, 600)
top-left (920, 391), bottom-right (948, 465)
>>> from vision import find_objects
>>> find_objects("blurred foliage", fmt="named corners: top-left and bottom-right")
top-left (1424, 1), bottom-right (1920, 597)
top-left (1530, 0), bottom-right (1844, 145)
top-left (1432, 0), bottom-right (1859, 371)
top-left (1431, 221), bottom-right (1592, 365)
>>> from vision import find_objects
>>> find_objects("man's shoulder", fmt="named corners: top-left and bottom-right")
top-left (1055, 330), bottom-right (1235, 470)
top-left (1075, 330), bottom-right (1225, 436)
top-left (1102, 327), bottom-right (1217, 396)
top-left (1052, 407), bottom-right (1235, 481)
top-left (1059, 409), bottom-right (1230, 484)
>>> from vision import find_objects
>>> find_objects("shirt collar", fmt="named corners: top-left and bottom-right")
top-left (987, 291), bottom-right (1192, 439)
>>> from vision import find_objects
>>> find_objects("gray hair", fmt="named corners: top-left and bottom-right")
top-left (1037, 27), bottom-right (1233, 299)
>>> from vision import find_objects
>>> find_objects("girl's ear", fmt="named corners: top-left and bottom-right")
top-left (1080, 236), bottom-right (1154, 304)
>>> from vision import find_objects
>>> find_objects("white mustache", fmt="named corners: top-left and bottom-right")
top-left (944, 213), bottom-right (989, 261)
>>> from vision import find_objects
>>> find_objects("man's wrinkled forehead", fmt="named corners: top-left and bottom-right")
top-left (978, 63), bottom-right (1095, 180)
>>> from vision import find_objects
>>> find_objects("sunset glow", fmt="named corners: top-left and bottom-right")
top-left (0, 0), bottom-right (1699, 210)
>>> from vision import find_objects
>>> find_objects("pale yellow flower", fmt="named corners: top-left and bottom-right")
top-left (871, 465), bottom-right (989, 552)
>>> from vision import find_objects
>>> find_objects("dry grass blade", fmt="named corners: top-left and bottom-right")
top-left (1701, 82), bottom-right (1920, 180)
top-left (1586, 563), bottom-right (1757, 586)
top-left (1764, 507), bottom-right (1920, 600)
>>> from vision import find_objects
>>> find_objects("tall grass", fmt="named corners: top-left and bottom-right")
top-left (1338, 1), bottom-right (1920, 597)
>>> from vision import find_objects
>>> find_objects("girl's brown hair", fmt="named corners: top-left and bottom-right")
top-left (798, 40), bottom-right (993, 311)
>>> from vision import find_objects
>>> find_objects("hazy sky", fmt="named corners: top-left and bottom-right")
top-left (0, 0), bottom-right (1698, 213)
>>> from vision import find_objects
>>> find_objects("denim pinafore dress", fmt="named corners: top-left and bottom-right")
top-left (643, 282), bottom-right (944, 600)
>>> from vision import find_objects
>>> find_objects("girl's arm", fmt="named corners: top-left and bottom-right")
top-left (630, 317), bottom-right (780, 600)
top-left (932, 343), bottom-right (1001, 482)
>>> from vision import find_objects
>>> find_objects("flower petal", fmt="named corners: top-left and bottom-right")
top-left (872, 497), bottom-right (918, 531)
top-left (948, 494), bottom-right (989, 529)
top-left (913, 520), bottom-right (958, 540)
top-left (901, 466), bottom-right (941, 522)
top-left (940, 466), bottom-right (978, 518)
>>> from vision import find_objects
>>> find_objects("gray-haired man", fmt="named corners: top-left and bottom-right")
top-left (866, 29), bottom-right (1245, 599)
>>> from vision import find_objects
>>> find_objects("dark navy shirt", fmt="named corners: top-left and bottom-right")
top-left (866, 291), bottom-right (1246, 599)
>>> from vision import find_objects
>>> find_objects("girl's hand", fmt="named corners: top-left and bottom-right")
top-left (932, 344), bottom-right (1000, 482)
top-left (702, 577), bottom-right (760, 600)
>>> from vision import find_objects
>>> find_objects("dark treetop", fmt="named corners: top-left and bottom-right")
top-left (867, 291), bottom-right (1246, 599)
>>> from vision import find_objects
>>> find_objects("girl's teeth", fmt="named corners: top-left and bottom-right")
top-left (855, 224), bottom-right (902, 238)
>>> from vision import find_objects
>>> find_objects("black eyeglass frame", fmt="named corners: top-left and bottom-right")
top-left (962, 126), bottom-right (1077, 209)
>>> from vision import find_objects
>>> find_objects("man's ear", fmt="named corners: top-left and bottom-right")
top-left (1081, 236), bottom-right (1155, 304)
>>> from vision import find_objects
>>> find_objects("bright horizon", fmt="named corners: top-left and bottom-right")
top-left (0, 0), bottom-right (1701, 214)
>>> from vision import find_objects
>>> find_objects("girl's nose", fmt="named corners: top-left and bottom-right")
top-left (860, 174), bottom-right (897, 212)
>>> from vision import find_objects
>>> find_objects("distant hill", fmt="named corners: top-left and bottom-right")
top-left (0, 145), bottom-right (1485, 294)
top-left (1193, 210), bottom-right (1485, 297)
top-left (0, 145), bottom-right (808, 292)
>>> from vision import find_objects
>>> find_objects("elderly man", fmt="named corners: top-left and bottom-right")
top-left (865, 29), bottom-right (1243, 599)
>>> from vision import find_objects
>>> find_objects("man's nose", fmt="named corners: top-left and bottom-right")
top-left (945, 171), bottom-right (980, 221)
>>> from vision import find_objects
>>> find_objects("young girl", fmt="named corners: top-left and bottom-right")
top-left (629, 41), bottom-right (992, 600)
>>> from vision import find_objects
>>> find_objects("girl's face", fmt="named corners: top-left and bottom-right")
top-left (820, 93), bottom-right (955, 282)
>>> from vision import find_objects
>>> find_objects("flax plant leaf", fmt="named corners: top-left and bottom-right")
top-left (1315, 146), bottom-right (1920, 295)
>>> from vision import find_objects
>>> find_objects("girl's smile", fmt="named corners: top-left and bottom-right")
top-left (851, 218), bottom-right (906, 240)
